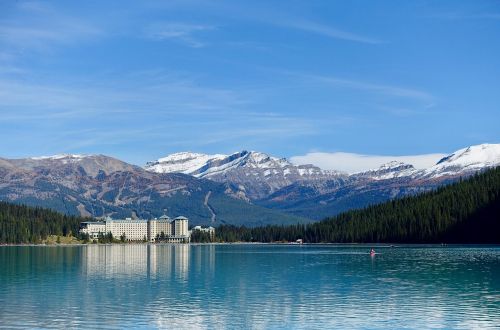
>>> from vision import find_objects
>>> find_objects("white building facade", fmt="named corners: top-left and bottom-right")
top-left (192, 225), bottom-right (215, 238)
top-left (80, 215), bottom-right (190, 243)
top-left (80, 221), bottom-right (107, 239)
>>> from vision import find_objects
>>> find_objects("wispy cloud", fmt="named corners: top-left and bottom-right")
top-left (291, 152), bottom-right (448, 174)
top-left (0, 69), bottom-right (322, 159)
top-left (204, 1), bottom-right (382, 45)
top-left (163, 125), bottom-right (318, 149)
top-left (427, 12), bottom-right (500, 20)
top-left (194, 116), bottom-right (320, 146)
top-left (0, 1), bottom-right (102, 52)
top-left (288, 72), bottom-right (433, 101)
top-left (145, 22), bottom-right (215, 48)
top-left (0, 75), bottom-right (243, 120)
top-left (271, 18), bottom-right (382, 44)
top-left (376, 103), bottom-right (437, 117)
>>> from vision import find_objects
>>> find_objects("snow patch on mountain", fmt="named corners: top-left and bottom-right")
top-left (145, 150), bottom-right (345, 199)
top-left (146, 150), bottom-right (339, 178)
top-left (147, 152), bottom-right (228, 175)
top-left (31, 154), bottom-right (89, 161)
top-left (359, 143), bottom-right (500, 180)
top-left (147, 144), bottom-right (500, 183)
top-left (145, 143), bottom-right (500, 200)
top-left (423, 144), bottom-right (500, 178)
top-left (357, 161), bottom-right (418, 180)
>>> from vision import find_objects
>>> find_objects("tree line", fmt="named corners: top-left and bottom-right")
top-left (215, 167), bottom-right (500, 243)
top-left (0, 202), bottom-right (88, 244)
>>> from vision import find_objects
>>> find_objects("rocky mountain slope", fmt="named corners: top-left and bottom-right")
top-left (145, 150), bottom-right (346, 199)
top-left (354, 144), bottom-right (500, 181)
top-left (148, 144), bottom-right (500, 220)
top-left (263, 144), bottom-right (500, 219)
top-left (0, 154), bottom-right (308, 226)
top-left (1, 144), bottom-right (498, 226)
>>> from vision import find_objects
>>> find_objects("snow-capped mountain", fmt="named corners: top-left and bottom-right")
top-left (0, 143), bottom-right (497, 225)
top-left (261, 143), bottom-right (500, 219)
top-left (422, 144), bottom-right (500, 178)
top-left (145, 150), bottom-right (345, 199)
top-left (145, 152), bottom-right (228, 175)
top-left (145, 150), bottom-right (337, 178)
top-left (357, 144), bottom-right (500, 181)
top-left (146, 144), bottom-right (500, 200)
top-left (355, 161), bottom-right (418, 180)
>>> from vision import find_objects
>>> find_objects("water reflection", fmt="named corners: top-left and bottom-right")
top-left (82, 244), bottom-right (193, 280)
top-left (0, 245), bottom-right (498, 329)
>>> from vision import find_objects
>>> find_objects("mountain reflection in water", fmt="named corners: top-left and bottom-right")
top-left (0, 244), bottom-right (499, 329)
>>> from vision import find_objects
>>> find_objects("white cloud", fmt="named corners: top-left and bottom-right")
top-left (272, 18), bottom-right (382, 44)
top-left (286, 72), bottom-right (433, 101)
top-left (216, 2), bottom-right (382, 45)
top-left (0, 2), bottom-right (102, 52)
top-left (145, 22), bottom-right (215, 48)
top-left (290, 152), bottom-right (448, 174)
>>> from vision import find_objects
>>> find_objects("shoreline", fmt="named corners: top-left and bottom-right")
top-left (1, 242), bottom-right (499, 247)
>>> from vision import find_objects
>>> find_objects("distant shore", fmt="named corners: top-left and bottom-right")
top-left (2, 242), bottom-right (498, 247)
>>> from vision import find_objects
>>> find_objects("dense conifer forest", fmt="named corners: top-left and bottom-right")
top-left (216, 167), bottom-right (500, 243)
top-left (0, 202), bottom-right (87, 243)
top-left (190, 230), bottom-right (214, 243)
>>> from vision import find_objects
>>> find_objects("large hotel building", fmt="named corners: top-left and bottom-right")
top-left (80, 215), bottom-right (190, 243)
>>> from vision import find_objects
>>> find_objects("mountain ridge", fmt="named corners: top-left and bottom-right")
top-left (146, 150), bottom-right (345, 199)
top-left (1, 143), bottom-right (498, 225)
top-left (146, 143), bottom-right (500, 181)
top-left (144, 143), bottom-right (500, 220)
top-left (0, 154), bottom-right (309, 226)
top-left (216, 166), bottom-right (500, 243)
top-left (145, 144), bottom-right (500, 209)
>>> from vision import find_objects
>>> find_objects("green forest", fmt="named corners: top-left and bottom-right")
top-left (0, 202), bottom-right (87, 243)
top-left (215, 167), bottom-right (500, 243)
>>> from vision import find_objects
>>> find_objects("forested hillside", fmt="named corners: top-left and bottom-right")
top-left (216, 167), bottom-right (500, 243)
top-left (0, 202), bottom-right (87, 243)
top-left (3, 167), bottom-right (499, 244)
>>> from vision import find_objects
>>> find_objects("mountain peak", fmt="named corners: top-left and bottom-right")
top-left (357, 161), bottom-right (417, 180)
top-left (422, 143), bottom-right (500, 178)
top-left (378, 161), bottom-right (415, 171)
top-left (30, 154), bottom-right (92, 161)
top-left (145, 150), bottom-right (331, 177)
top-left (146, 152), bottom-right (231, 175)
top-left (156, 151), bottom-right (225, 163)
top-left (145, 150), bottom-right (343, 199)
top-left (435, 143), bottom-right (500, 167)
top-left (11, 154), bottom-right (140, 177)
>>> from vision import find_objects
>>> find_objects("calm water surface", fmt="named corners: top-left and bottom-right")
top-left (0, 244), bottom-right (499, 329)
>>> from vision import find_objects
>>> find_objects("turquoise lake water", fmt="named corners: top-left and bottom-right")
top-left (0, 244), bottom-right (499, 329)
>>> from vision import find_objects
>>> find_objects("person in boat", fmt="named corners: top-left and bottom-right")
top-left (370, 248), bottom-right (375, 255)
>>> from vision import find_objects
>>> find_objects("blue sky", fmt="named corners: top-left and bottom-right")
top-left (0, 0), bottom-right (499, 169)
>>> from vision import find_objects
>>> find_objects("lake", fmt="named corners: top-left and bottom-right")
top-left (0, 244), bottom-right (499, 329)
